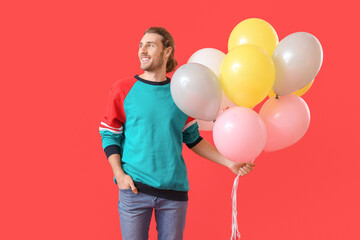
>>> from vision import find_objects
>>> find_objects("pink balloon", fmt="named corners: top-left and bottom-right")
top-left (213, 107), bottom-right (267, 163)
top-left (259, 94), bottom-right (310, 152)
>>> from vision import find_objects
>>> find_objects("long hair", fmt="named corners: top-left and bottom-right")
top-left (144, 27), bottom-right (178, 73)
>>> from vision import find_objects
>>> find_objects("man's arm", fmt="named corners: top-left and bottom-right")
top-left (108, 154), bottom-right (138, 194)
top-left (99, 81), bottom-right (139, 193)
top-left (190, 138), bottom-right (255, 176)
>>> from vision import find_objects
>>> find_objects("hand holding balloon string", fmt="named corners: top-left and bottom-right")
top-left (228, 161), bottom-right (255, 176)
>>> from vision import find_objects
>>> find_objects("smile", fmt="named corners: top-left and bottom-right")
top-left (141, 56), bottom-right (151, 62)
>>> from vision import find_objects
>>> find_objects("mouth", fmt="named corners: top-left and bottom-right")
top-left (141, 56), bottom-right (151, 63)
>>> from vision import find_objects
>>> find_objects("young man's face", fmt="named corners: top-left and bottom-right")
top-left (138, 33), bottom-right (167, 73)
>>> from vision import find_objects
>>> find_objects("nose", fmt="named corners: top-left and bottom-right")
top-left (139, 45), bottom-right (148, 54)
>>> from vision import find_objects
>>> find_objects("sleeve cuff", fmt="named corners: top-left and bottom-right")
top-left (186, 136), bottom-right (203, 149)
top-left (104, 145), bottom-right (121, 159)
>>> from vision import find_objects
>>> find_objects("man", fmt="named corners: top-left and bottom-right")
top-left (99, 27), bottom-right (255, 240)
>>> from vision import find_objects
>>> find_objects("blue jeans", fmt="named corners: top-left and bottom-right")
top-left (118, 188), bottom-right (188, 240)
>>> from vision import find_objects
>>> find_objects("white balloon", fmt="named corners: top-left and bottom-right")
top-left (188, 48), bottom-right (225, 78)
top-left (170, 63), bottom-right (222, 121)
top-left (188, 48), bottom-right (236, 130)
top-left (272, 32), bottom-right (323, 96)
top-left (196, 95), bottom-right (235, 131)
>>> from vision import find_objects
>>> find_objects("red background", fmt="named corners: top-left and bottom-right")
top-left (1, 0), bottom-right (359, 239)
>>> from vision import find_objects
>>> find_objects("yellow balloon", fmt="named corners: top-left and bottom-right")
top-left (220, 45), bottom-right (275, 108)
top-left (228, 18), bottom-right (279, 55)
top-left (269, 80), bottom-right (314, 98)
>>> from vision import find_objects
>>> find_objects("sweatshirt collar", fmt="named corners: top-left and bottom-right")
top-left (135, 75), bottom-right (170, 85)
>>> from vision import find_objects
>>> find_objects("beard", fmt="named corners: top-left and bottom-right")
top-left (140, 50), bottom-right (165, 72)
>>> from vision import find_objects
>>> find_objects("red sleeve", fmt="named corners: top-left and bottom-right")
top-left (100, 77), bottom-right (137, 131)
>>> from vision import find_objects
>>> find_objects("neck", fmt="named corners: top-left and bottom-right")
top-left (139, 68), bottom-right (167, 82)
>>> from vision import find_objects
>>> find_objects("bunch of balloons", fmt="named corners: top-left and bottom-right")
top-left (170, 18), bottom-right (323, 163)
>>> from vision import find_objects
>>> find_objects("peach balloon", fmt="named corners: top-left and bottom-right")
top-left (259, 94), bottom-right (310, 152)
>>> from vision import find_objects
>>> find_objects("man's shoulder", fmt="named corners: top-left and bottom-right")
top-left (112, 75), bottom-right (138, 90)
top-left (110, 76), bottom-right (139, 98)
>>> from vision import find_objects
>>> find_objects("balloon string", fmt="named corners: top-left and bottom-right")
top-left (231, 172), bottom-right (241, 240)
top-left (231, 159), bottom-right (255, 240)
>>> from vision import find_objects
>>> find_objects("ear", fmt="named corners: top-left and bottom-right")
top-left (165, 46), bottom-right (173, 58)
